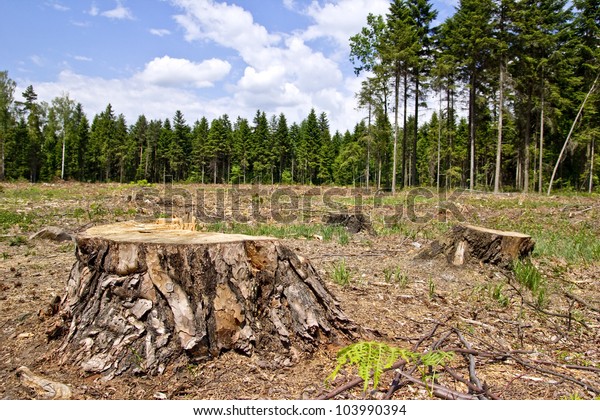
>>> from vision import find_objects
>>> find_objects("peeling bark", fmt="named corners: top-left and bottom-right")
top-left (57, 222), bottom-right (357, 378)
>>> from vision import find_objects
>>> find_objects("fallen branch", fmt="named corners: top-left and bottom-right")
top-left (565, 292), bottom-right (600, 314)
top-left (444, 366), bottom-right (499, 399)
top-left (455, 329), bottom-right (486, 399)
top-left (532, 359), bottom-right (600, 374)
top-left (510, 355), bottom-right (600, 395)
top-left (393, 370), bottom-right (478, 400)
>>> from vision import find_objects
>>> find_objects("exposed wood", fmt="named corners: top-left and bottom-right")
top-left (56, 221), bottom-right (358, 378)
top-left (416, 224), bottom-right (534, 268)
top-left (16, 366), bottom-right (72, 400)
top-left (29, 226), bottom-right (73, 242)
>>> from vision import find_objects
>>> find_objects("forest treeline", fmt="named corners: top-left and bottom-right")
top-left (0, 0), bottom-right (598, 192)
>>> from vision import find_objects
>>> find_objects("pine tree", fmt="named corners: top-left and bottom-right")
top-left (250, 110), bottom-right (270, 183)
top-left (171, 110), bottom-right (190, 181)
top-left (0, 71), bottom-right (16, 181)
top-left (130, 115), bottom-right (149, 181)
top-left (572, 0), bottom-right (600, 191)
top-left (407, 0), bottom-right (437, 187)
top-left (20, 85), bottom-right (44, 182)
top-left (72, 104), bottom-right (89, 181)
top-left (384, 0), bottom-right (417, 192)
top-left (157, 118), bottom-right (173, 182)
top-left (191, 117), bottom-right (209, 183)
top-left (273, 113), bottom-right (290, 182)
top-left (232, 116), bottom-right (251, 183)
top-left (317, 112), bottom-right (334, 184)
top-left (510, 0), bottom-right (572, 192)
top-left (303, 109), bottom-right (321, 184)
top-left (441, 0), bottom-right (495, 190)
top-left (114, 114), bottom-right (128, 183)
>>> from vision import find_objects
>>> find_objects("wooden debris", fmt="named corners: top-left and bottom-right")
top-left (416, 224), bottom-right (535, 268)
top-left (324, 213), bottom-right (376, 235)
top-left (16, 366), bottom-right (72, 400)
top-left (57, 221), bottom-right (358, 378)
top-left (29, 227), bottom-right (73, 242)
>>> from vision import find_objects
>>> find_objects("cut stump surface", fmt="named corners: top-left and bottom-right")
top-left (417, 224), bottom-right (535, 268)
top-left (57, 222), bottom-right (357, 378)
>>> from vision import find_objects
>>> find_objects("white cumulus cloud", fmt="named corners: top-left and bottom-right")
top-left (302, 0), bottom-right (390, 49)
top-left (172, 0), bottom-right (281, 59)
top-left (150, 28), bottom-right (171, 37)
top-left (136, 56), bottom-right (231, 88)
top-left (100, 1), bottom-right (134, 20)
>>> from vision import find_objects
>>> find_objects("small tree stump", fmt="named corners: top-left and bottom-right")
top-left (57, 222), bottom-right (357, 378)
top-left (416, 224), bottom-right (535, 268)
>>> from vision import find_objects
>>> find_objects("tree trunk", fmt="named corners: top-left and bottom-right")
top-left (548, 72), bottom-right (600, 195)
top-left (366, 104), bottom-right (371, 191)
top-left (412, 72), bottom-right (419, 187)
top-left (539, 77), bottom-right (545, 194)
top-left (392, 66), bottom-right (400, 194)
top-left (402, 72), bottom-right (408, 188)
top-left (416, 224), bottom-right (535, 268)
top-left (494, 63), bottom-right (504, 194)
top-left (469, 72), bottom-right (476, 191)
top-left (590, 137), bottom-right (595, 193)
top-left (57, 222), bottom-right (358, 379)
top-left (437, 88), bottom-right (442, 193)
top-left (1, 137), bottom-right (5, 181)
top-left (523, 93), bottom-right (532, 193)
top-left (61, 138), bottom-right (66, 180)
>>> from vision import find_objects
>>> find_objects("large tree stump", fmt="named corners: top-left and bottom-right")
top-left (416, 224), bottom-right (535, 268)
top-left (57, 222), bottom-right (357, 378)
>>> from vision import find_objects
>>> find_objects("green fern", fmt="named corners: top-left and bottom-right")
top-left (327, 341), bottom-right (455, 393)
top-left (327, 341), bottom-right (416, 392)
top-left (420, 350), bottom-right (455, 368)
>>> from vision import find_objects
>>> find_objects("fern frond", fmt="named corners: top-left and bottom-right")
top-left (327, 341), bottom-right (417, 392)
top-left (420, 350), bottom-right (454, 368)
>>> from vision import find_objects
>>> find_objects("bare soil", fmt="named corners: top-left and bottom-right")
top-left (0, 182), bottom-right (598, 400)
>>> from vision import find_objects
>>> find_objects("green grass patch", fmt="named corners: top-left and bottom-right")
top-left (487, 215), bottom-right (600, 264)
top-left (204, 221), bottom-right (348, 242)
top-left (0, 210), bottom-right (33, 232)
top-left (331, 259), bottom-right (351, 287)
top-left (513, 259), bottom-right (548, 308)
top-left (9, 235), bottom-right (28, 246)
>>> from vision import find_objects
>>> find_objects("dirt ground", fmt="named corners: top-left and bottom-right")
top-left (0, 182), bottom-right (598, 400)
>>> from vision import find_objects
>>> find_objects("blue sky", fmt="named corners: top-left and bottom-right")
top-left (1, 0), bottom-right (458, 132)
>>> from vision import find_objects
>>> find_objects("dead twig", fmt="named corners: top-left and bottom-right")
top-left (455, 329), bottom-right (486, 399)
top-left (393, 370), bottom-right (478, 400)
top-left (565, 292), bottom-right (600, 314)
top-left (510, 355), bottom-right (600, 395)
top-left (524, 302), bottom-right (590, 329)
top-left (531, 359), bottom-right (600, 374)
top-left (444, 366), bottom-right (499, 400)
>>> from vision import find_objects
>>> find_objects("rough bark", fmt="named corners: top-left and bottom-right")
top-left (57, 222), bottom-right (358, 379)
top-left (324, 213), bottom-right (376, 235)
top-left (416, 224), bottom-right (535, 268)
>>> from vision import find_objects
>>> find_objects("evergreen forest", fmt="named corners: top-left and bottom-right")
top-left (0, 0), bottom-right (598, 193)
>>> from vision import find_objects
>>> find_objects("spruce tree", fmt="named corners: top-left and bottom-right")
top-left (0, 71), bottom-right (16, 181)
